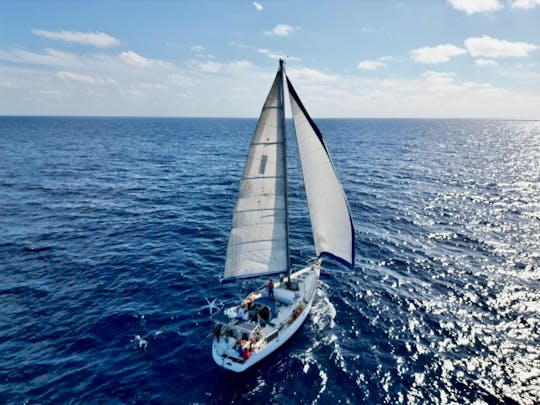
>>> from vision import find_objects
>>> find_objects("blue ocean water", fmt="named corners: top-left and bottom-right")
top-left (0, 116), bottom-right (539, 404)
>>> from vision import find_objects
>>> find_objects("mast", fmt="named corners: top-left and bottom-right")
top-left (279, 59), bottom-right (292, 280)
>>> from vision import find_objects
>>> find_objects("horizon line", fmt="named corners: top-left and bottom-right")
top-left (1, 114), bottom-right (538, 122)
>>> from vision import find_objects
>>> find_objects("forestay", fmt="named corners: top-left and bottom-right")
top-left (223, 69), bottom-right (288, 282)
top-left (287, 77), bottom-right (355, 268)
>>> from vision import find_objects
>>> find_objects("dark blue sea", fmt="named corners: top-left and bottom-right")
top-left (1, 117), bottom-right (539, 404)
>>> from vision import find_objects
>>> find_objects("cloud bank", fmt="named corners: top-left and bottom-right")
top-left (464, 35), bottom-right (538, 58)
top-left (119, 51), bottom-right (172, 69)
top-left (32, 29), bottom-right (121, 48)
top-left (447, 0), bottom-right (503, 14)
top-left (511, 0), bottom-right (540, 8)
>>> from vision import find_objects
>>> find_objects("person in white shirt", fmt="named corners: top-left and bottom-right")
top-left (236, 303), bottom-right (248, 321)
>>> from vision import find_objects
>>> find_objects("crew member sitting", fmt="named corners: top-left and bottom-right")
top-left (236, 303), bottom-right (248, 321)
top-left (257, 313), bottom-right (266, 327)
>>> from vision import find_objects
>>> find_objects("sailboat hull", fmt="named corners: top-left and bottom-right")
top-left (212, 262), bottom-right (320, 372)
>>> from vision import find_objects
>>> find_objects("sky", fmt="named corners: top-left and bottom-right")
top-left (1, 0), bottom-right (539, 119)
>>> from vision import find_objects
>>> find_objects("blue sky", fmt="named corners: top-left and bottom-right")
top-left (1, 0), bottom-right (539, 118)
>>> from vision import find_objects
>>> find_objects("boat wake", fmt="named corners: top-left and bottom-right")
top-left (286, 283), bottom-right (352, 403)
top-left (310, 285), bottom-right (337, 330)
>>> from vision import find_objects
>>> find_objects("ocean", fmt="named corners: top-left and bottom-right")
top-left (0, 117), bottom-right (538, 404)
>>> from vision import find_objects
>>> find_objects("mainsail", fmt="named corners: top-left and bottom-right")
top-left (287, 77), bottom-right (355, 268)
top-left (222, 65), bottom-right (289, 282)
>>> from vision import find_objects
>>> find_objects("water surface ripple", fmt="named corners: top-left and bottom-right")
top-left (0, 117), bottom-right (538, 404)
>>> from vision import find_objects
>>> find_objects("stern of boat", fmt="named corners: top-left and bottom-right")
top-left (211, 261), bottom-right (321, 372)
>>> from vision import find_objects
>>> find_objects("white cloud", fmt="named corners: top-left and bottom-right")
top-left (411, 44), bottom-right (467, 64)
top-left (0, 48), bottom-right (82, 67)
top-left (198, 60), bottom-right (254, 74)
top-left (357, 60), bottom-right (386, 70)
top-left (167, 73), bottom-right (195, 88)
top-left (264, 24), bottom-right (298, 36)
top-left (119, 51), bottom-right (172, 69)
top-left (258, 49), bottom-right (280, 60)
top-left (0, 47), bottom-right (174, 74)
top-left (55, 71), bottom-right (117, 85)
top-left (191, 45), bottom-right (205, 53)
top-left (189, 45), bottom-right (214, 60)
top-left (287, 67), bottom-right (337, 83)
top-left (253, 1), bottom-right (263, 11)
top-left (495, 64), bottom-right (540, 83)
top-left (475, 58), bottom-right (498, 66)
top-left (447, 0), bottom-right (503, 14)
top-left (258, 48), bottom-right (301, 61)
top-left (465, 35), bottom-right (538, 58)
top-left (423, 70), bottom-right (455, 79)
top-left (512, 0), bottom-right (540, 8)
top-left (32, 29), bottom-right (120, 48)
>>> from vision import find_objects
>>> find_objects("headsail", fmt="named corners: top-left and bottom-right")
top-left (287, 77), bottom-right (355, 268)
top-left (222, 66), bottom-right (289, 282)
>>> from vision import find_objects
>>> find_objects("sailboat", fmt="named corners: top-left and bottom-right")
top-left (212, 60), bottom-right (354, 372)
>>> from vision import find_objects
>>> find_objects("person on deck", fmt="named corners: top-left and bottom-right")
top-left (267, 279), bottom-right (275, 300)
top-left (257, 313), bottom-right (266, 327)
top-left (236, 303), bottom-right (248, 321)
top-left (259, 306), bottom-right (270, 323)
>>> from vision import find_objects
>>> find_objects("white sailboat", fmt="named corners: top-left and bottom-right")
top-left (212, 60), bottom-right (354, 372)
